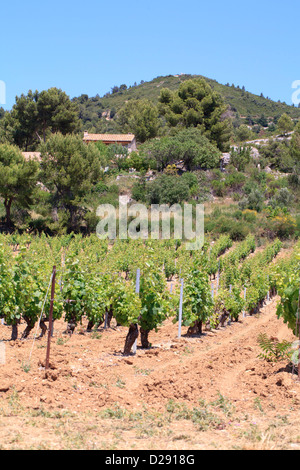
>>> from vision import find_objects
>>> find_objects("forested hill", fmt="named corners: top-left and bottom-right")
top-left (73, 74), bottom-right (300, 132)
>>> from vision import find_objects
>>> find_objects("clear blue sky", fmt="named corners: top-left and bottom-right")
top-left (1, 0), bottom-right (300, 110)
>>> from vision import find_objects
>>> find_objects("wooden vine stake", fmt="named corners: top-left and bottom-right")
top-left (45, 266), bottom-right (56, 370)
top-left (132, 268), bottom-right (140, 354)
top-left (297, 283), bottom-right (300, 380)
top-left (178, 278), bottom-right (184, 338)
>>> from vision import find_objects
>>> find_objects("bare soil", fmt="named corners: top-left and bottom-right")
top-left (0, 296), bottom-right (299, 450)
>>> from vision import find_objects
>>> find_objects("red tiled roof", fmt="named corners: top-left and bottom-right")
top-left (83, 133), bottom-right (135, 143)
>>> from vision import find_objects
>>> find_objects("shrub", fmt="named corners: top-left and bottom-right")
top-left (269, 188), bottom-right (293, 209)
top-left (233, 209), bottom-right (243, 219)
top-left (232, 192), bottom-right (242, 201)
top-left (229, 223), bottom-right (249, 241)
top-left (213, 217), bottom-right (248, 239)
top-left (181, 172), bottom-right (199, 189)
top-left (288, 173), bottom-right (300, 188)
top-left (93, 182), bottom-right (109, 194)
top-left (239, 189), bottom-right (264, 212)
top-left (211, 180), bottom-right (226, 197)
top-left (243, 179), bottom-right (259, 195)
top-left (242, 209), bottom-right (257, 223)
top-left (126, 152), bottom-right (149, 172)
top-left (146, 174), bottom-right (190, 205)
top-left (264, 214), bottom-right (297, 239)
top-left (97, 193), bottom-right (119, 207)
top-left (131, 179), bottom-right (147, 202)
top-left (230, 146), bottom-right (251, 171)
top-left (225, 172), bottom-right (246, 191)
top-left (211, 169), bottom-right (222, 180)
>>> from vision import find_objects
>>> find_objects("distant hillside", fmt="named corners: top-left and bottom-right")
top-left (73, 74), bottom-right (300, 132)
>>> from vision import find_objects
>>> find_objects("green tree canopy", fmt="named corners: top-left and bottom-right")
top-left (277, 113), bottom-right (294, 136)
top-left (39, 134), bottom-right (104, 231)
top-left (158, 78), bottom-right (232, 151)
top-left (7, 88), bottom-right (80, 150)
top-left (235, 124), bottom-right (254, 142)
top-left (0, 144), bottom-right (39, 227)
top-left (9, 90), bottom-right (39, 150)
top-left (37, 88), bottom-right (80, 141)
top-left (116, 99), bottom-right (160, 143)
top-left (259, 138), bottom-right (294, 172)
top-left (0, 111), bottom-right (15, 145)
top-left (140, 128), bottom-right (221, 171)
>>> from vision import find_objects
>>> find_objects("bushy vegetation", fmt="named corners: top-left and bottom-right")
top-left (0, 75), bottom-right (299, 241)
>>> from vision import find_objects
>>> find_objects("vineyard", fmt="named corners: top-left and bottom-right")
top-left (0, 233), bottom-right (300, 449)
top-left (0, 233), bottom-right (297, 345)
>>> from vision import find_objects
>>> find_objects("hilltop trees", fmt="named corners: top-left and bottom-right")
top-left (158, 78), bottom-right (232, 151)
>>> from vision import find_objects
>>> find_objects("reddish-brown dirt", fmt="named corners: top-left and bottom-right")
top-left (0, 294), bottom-right (299, 450)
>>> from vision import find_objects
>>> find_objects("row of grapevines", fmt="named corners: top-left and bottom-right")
top-left (212, 239), bottom-right (282, 323)
top-left (272, 242), bottom-right (300, 336)
top-left (207, 235), bottom-right (233, 278)
top-left (0, 233), bottom-right (294, 358)
top-left (0, 242), bottom-right (63, 340)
